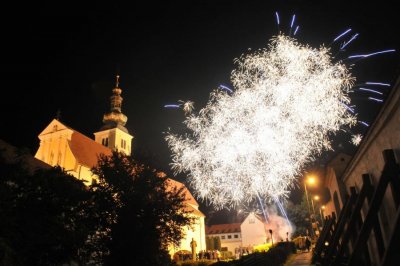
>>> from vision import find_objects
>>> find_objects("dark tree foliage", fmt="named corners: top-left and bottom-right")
top-left (0, 155), bottom-right (95, 265)
top-left (91, 151), bottom-right (194, 266)
top-left (285, 194), bottom-right (310, 237)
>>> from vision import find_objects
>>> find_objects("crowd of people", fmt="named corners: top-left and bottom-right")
top-left (173, 250), bottom-right (221, 262)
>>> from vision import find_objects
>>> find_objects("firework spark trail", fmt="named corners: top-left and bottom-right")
top-left (333, 28), bottom-right (352, 42)
top-left (348, 49), bottom-right (395, 59)
top-left (257, 193), bottom-right (270, 223)
top-left (274, 197), bottom-right (292, 229)
top-left (219, 84), bottom-right (233, 93)
top-left (166, 34), bottom-right (357, 209)
top-left (275, 12), bottom-right (280, 25)
top-left (164, 104), bottom-right (180, 108)
top-left (368, 97), bottom-right (384, 102)
top-left (340, 33), bottom-right (359, 50)
top-left (359, 88), bottom-right (383, 95)
top-left (294, 26), bottom-right (300, 36)
top-left (366, 82), bottom-right (391, 86)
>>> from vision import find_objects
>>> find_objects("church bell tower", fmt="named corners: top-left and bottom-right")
top-left (94, 75), bottom-right (133, 155)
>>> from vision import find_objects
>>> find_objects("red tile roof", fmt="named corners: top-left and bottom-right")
top-left (55, 121), bottom-right (205, 218)
top-left (183, 203), bottom-right (205, 217)
top-left (69, 130), bottom-right (112, 168)
top-left (166, 178), bottom-right (199, 207)
top-left (206, 223), bottom-right (241, 234)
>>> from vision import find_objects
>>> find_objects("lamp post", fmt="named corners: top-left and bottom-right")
top-left (311, 195), bottom-right (321, 239)
top-left (311, 195), bottom-right (319, 219)
top-left (269, 229), bottom-right (273, 245)
top-left (304, 176), bottom-right (316, 238)
top-left (320, 205), bottom-right (325, 226)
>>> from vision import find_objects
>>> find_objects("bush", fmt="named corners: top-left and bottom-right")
top-left (177, 260), bottom-right (215, 266)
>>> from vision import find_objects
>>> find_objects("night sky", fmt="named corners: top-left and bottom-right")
top-left (1, 1), bottom-right (399, 223)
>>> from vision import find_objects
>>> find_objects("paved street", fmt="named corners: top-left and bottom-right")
top-left (284, 251), bottom-right (314, 266)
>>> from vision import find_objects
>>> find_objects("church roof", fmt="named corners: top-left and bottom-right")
top-left (206, 223), bottom-right (242, 234)
top-left (69, 130), bottom-right (113, 168)
top-left (37, 119), bottom-right (204, 218)
top-left (166, 178), bottom-right (199, 207)
top-left (184, 203), bottom-right (205, 217)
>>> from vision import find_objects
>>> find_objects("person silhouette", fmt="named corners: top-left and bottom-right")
top-left (305, 237), bottom-right (311, 252)
top-left (190, 238), bottom-right (197, 261)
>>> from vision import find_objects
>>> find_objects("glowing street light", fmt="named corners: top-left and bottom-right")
top-left (304, 176), bottom-right (317, 216)
top-left (312, 195), bottom-right (320, 217)
top-left (320, 205), bottom-right (326, 226)
top-left (304, 175), bottom-right (318, 239)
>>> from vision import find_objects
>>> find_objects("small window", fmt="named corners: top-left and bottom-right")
top-left (121, 139), bottom-right (126, 149)
top-left (221, 235), bottom-right (225, 239)
top-left (249, 217), bottom-right (255, 224)
top-left (102, 138), bottom-right (109, 147)
top-left (234, 234), bottom-right (239, 238)
top-left (227, 235), bottom-right (232, 239)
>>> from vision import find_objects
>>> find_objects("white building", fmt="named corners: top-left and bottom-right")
top-left (206, 212), bottom-right (271, 253)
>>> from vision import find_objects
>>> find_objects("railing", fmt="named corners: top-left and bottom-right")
top-left (312, 149), bottom-right (400, 266)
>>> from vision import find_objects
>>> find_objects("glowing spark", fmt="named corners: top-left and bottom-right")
top-left (351, 134), bottom-right (362, 146)
top-left (340, 33), bottom-right (359, 50)
top-left (359, 121), bottom-right (370, 127)
top-left (294, 26), bottom-right (300, 36)
top-left (342, 102), bottom-right (355, 114)
top-left (368, 97), bottom-right (384, 102)
top-left (182, 101), bottom-right (195, 114)
top-left (334, 28), bottom-right (352, 42)
top-left (348, 49), bottom-right (396, 59)
top-left (275, 12), bottom-right (280, 25)
top-left (366, 82), bottom-right (391, 86)
top-left (290, 14), bottom-right (296, 28)
top-left (166, 35), bottom-right (356, 209)
top-left (164, 104), bottom-right (180, 108)
top-left (359, 88), bottom-right (383, 95)
top-left (219, 84), bottom-right (233, 93)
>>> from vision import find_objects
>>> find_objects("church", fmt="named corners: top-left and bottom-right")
top-left (34, 76), bottom-right (206, 257)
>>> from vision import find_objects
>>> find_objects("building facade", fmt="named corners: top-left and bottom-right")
top-left (34, 76), bottom-right (206, 258)
top-left (321, 76), bottom-right (400, 265)
top-left (206, 212), bottom-right (271, 254)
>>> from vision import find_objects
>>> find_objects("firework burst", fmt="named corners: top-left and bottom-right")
top-left (166, 34), bottom-right (358, 209)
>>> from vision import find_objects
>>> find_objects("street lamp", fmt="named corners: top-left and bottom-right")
top-left (304, 176), bottom-right (316, 238)
top-left (311, 195), bottom-right (320, 218)
top-left (320, 205), bottom-right (326, 226)
top-left (311, 195), bottom-right (321, 238)
top-left (304, 176), bottom-right (316, 210)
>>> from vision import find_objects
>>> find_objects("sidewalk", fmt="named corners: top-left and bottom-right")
top-left (284, 250), bottom-right (314, 266)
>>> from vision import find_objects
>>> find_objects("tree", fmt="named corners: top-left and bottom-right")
top-left (285, 194), bottom-right (310, 237)
top-left (90, 151), bottom-right (194, 265)
top-left (0, 152), bottom-right (96, 265)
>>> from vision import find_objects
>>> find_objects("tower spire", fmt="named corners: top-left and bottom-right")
top-left (101, 75), bottom-right (128, 132)
top-left (116, 74), bottom-right (120, 88)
